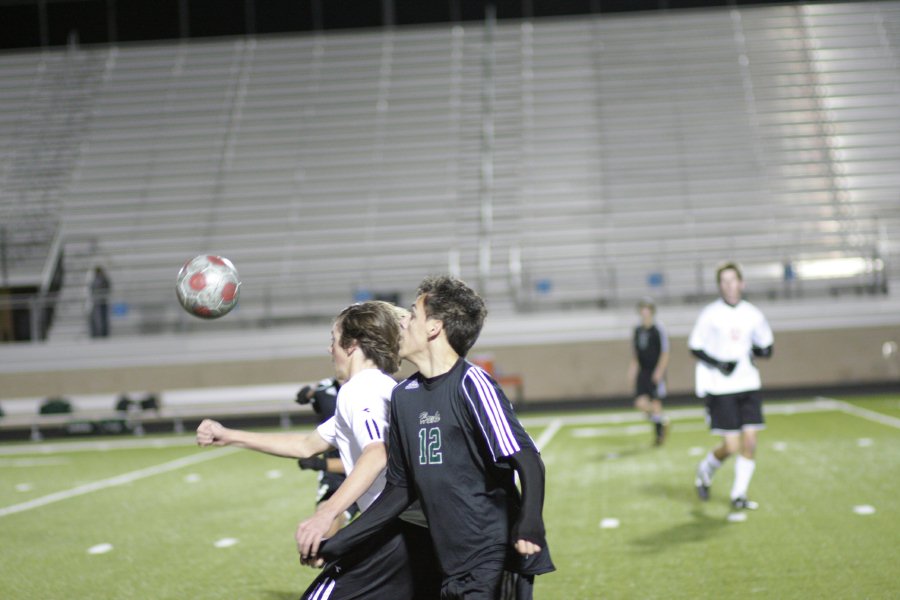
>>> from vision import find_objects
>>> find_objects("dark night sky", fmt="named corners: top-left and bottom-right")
top-left (0, 0), bottom-right (832, 52)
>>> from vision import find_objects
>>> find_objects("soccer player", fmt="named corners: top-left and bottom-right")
top-left (318, 275), bottom-right (554, 599)
top-left (294, 377), bottom-right (359, 537)
top-left (626, 297), bottom-right (670, 446)
top-left (690, 262), bottom-right (774, 510)
top-left (196, 301), bottom-right (437, 599)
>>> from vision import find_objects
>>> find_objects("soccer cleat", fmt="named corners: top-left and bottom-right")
top-left (694, 465), bottom-right (711, 501)
top-left (731, 496), bottom-right (759, 510)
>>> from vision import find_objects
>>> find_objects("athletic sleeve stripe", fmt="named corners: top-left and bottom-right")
top-left (465, 366), bottom-right (520, 456)
top-left (469, 367), bottom-right (520, 455)
top-left (364, 419), bottom-right (382, 441)
top-left (462, 384), bottom-right (500, 462)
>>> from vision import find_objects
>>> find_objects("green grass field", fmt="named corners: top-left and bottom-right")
top-left (1, 395), bottom-right (898, 599)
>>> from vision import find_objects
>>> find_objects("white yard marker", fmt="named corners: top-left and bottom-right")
top-left (688, 447), bottom-right (705, 457)
top-left (534, 419), bottom-right (563, 451)
top-left (599, 518), bottom-right (620, 529)
top-left (15, 483), bottom-right (33, 492)
top-left (727, 512), bottom-right (748, 523)
top-left (0, 447), bottom-right (237, 518)
top-left (772, 441), bottom-right (788, 452)
top-left (88, 543), bottom-right (113, 555)
top-left (0, 436), bottom-right (203, 456)
top-left (214, 538), bottom-right (239, 548)
top-left (853, 505), bottom-right (876, 515)
top-left (266, 470), bottom-right (283, 479)
top-left (817, 397), bottom-right (900, 430)
top-left (857, 438), bottom-right (874, 448)
top-left (0, 457), bottom-right (69, 467)
top-left (184, 473), bottom-right (201, 483)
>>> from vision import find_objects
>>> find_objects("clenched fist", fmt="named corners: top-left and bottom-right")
top-left (196, 419), bottom-right (229, 446)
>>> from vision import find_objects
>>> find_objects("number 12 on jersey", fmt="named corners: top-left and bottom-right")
top-left (418, 427), bottom-right (443, 465)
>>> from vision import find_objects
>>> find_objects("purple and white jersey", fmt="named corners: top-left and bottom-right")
top-left (316, 368), bottom-right (394, 511)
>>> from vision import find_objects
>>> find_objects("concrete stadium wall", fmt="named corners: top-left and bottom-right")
top-left (479, 324), bottom-right (900, 404)
top-left (3, 324), bottom-right (899, 405)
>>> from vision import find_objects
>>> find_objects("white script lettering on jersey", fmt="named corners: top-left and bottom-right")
top-left (419, 411), bottom-right (441, 425)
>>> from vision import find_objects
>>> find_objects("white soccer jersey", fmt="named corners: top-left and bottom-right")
top-left (688, 298), bottom-right (774, 397)
top-left (316, 368), bottom-right (394, 511)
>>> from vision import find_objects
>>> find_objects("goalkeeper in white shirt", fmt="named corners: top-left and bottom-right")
top-left (689, 262), bottom-right (774, 510)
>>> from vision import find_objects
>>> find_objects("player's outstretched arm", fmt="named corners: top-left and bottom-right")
top-left (196, 419), bottom-right (331, 459)
top-left (296, 442), bottom-right (387, 563)
top-left (507, 448), bottom-right (547, 557)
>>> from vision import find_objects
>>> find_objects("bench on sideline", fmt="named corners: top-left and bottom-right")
top-left (0, 383), bottom-right (314, 441)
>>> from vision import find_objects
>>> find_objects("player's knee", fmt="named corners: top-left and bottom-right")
top-left (720, 437), bottom-right (740, 457)
top-left (741, 438), bottom-right (758, 457)
top-left (741, 430), bottom-right (756, 458)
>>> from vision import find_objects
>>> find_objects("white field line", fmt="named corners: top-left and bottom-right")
top-left (0, 436), bottom-right (202, 456)
top-left (534, 419), bottom-right (563, 451)
top-left (816, 396), bottom-right (900, 430)
top-left (0, 446), bottom-right (237, 518)
top-left (519, 397), bottom-right (840, 429)
top-left (570, 422), bottom-right (708, 438)
top-left (0, 457), bottom-right (70, 467)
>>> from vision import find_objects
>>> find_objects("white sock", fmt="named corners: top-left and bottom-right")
top-left (731, 455), bottom-right (756, 500)
top-left (699, 451), bottom-right (722, 479)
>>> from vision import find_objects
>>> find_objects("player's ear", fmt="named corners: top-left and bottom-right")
top-left (427, 319), bottom-right (443, 339)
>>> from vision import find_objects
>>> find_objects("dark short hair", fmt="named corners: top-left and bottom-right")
top-left (416, 275), bottom-right (487, 357)
top-left (716, 262), bottom-right (743, 284)
top-left (637, 296), bottom-right (656, 312)
top-left (335, 301), bottom-right (402, 374)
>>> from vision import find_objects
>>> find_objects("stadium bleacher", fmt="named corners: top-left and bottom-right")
top-left (0, 1), bottom-right (899, 418)
top-left (0, 2), bottom-right (896, 340)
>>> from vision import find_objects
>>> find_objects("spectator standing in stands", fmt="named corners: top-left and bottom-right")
top-left (88, 266), bottom-right (111, 338)
top-left (626, 297), bottom-right (671, 446)
top-left (295, 377), bottom-right (359, 537)
top-left (690, 262), bottom-right (774, 510)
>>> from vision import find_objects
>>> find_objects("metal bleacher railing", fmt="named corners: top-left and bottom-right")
top-left (0, 2), bottom-right (897, 342)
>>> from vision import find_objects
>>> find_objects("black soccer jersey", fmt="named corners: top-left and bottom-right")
top-left (386, 358), bottom-right (538, 578)
top-left (633, 323), bottom-right (668, 370)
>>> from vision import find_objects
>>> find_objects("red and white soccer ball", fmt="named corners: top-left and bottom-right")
top-left (175, 255), bottom-right (241, 319)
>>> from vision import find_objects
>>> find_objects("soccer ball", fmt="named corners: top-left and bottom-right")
top-left (175, 255), bottom-right (241, 319)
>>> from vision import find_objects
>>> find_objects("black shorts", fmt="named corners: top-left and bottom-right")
top-left (301, 520), bottom-right (440, 600)
top-left (441, 559), bottom-right (506, 600)
top-left (704, 391), bottom-right (765, 434)
top-left (635, 369), bottom-right (665, 399)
